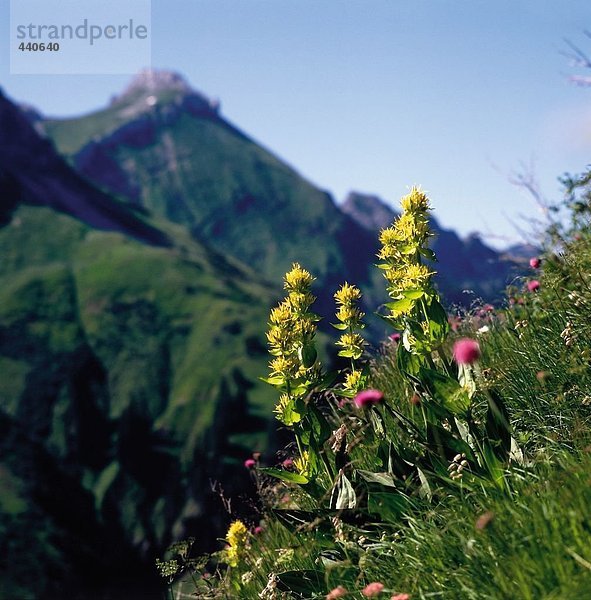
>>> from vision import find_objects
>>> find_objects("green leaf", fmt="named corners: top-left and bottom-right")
top-left (419, 247), bottom-right (437, 261)
top-left (315, 370), bottom-right (339, 391)
top-left (367, 491), bottom-right (410, 521)
top-left (307, 404), bottom-right (332, 446)
top-left (331, 322), bottom-right (348, 330)
top-left (272, 509), bottom-right (321, 529)
top-left (368, 408), bottom-right (386, 438)
top-left (426, 422), bottom-right (475, 463)
top-left (385, 297), bottom-right (415, 314)
top-left (299, 343), bottom-right (317, 369)
top-left (397, 344), bottom-right (423, 377)
top-left (276, 402), bottom-right (302, 426)
top-left (259, 375), bottom-right (285, 386)
top-left (375, 312), bottom-right (399, 328)
top-left (402, 288), bottom-right (425, 300)
top-left (420, 367), bottom-right (471, 415)
top-left (458, 363), bottom-right (476, 397)
top-left (330, 472), bottom-right (357, 509)
top-left (426, 297), bottom-right (449, 343)
top-left (357, 470), bottom-right (397, 488)
top-left (260, 467), bottom-right (309, 484)
top-left (317, 549), bottom-right (348, 569)
top-left (416, 466), bottom-right (432, 501)
top-left (398, 243), bottom-right (417, 255)
top-left (337, 348), bottom-right (356, 358)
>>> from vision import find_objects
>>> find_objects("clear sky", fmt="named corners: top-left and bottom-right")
top-left (1, 0), bottom-right (590, 248)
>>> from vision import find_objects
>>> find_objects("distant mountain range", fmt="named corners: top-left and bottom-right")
top-left (0, 69), bottom-right (527, 598)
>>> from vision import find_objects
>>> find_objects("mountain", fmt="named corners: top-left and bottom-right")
top-left (40, 69), bottom-right (521, 316)
top-left (0, 88), bottom-right (278, 599)
top-left (39, 70), bottom-right (385, 317)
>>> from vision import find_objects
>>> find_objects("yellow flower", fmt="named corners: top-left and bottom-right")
top-left (274, 393), bottom-right (302, 425)
top-left (293, 451), bottom-right (310, 476)
top-left (334, 282), bottom-right (362, 305)
top-left (223, 520), bottom-right (249, 567)
top-left (269, 356), bottom-right (298, 376)
top-left (344, 369), bottom-right (362, 391)
top-left (337, 332), bottom-right (365, 358)
top-left (379, 225), bottom-right (403, 247)
top-left (287, 291), bottom-right (315, 313)
top-left (284, 263), bottom-right (315, 293)
top-left (385, 263), bottom-right (432, 290)
top-left (393, 212), bottom-right (417, 240)
top-left (269, 301), bottom-right (293, 326)
top-left (400, 186), bottom-right (430, 214)
top-left (227, 520), bottom-right (248, 547)
top-left (266, 325), bottom-right (294, 350)
top-left (336, 305), bottom-right (364, 324)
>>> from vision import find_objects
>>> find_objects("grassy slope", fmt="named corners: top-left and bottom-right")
top-left (174, 232), bottom-right (591, 600)
top-left (0, 204), bottom-right (279, 598)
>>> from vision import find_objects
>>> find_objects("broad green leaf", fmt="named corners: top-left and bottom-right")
top-left (402, 288), bottom-right (425, 300)
top-left (419, 246), bottom-right (437, 261)
top-left (330, 472), bottom-right (357, 509)
top-left (367, 491), bottom-right (410, 521)
top-left (458, 363), bottom-right (476, 397)
top-left (397, 344), bottom-right (422, 377)
top-left (385, 297), bottom-right (415, 314)
top-left (307, 404), bottom-right (332, 446)
top-left (368, 408), bottom-right (386, 438)
top-left (420, 367), bottom-right (471, 414)
top-left (259, 375), bottom-right (285, 386)
top-left (426, 298), bottom-right (449, 342)
top-left (426, 422), bottom-right (475, 463)
top-left (338, 348), bottom-right (357, 358)
top-left (315, 370), bottom-right (339, 391)
top-left (299, 343), bottom-right (317, 368)
top-left (484, 389), bottom-right (512, 461)
top-left (260, 467), bottom-right (309, 484)
top-left (357, 470), bottom-right (397, 488)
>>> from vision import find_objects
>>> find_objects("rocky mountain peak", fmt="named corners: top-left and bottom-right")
top-left (120, 68), bottom-right (192, 97)
top-left (110, 68), bottom-right (220, 115)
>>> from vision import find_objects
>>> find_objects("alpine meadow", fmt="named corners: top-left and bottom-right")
top-left (1, 13), bottom-right (591, 599)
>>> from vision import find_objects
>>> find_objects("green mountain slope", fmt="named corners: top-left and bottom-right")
top-left (0, 87), bottom-right (282, 598)
top-left (42, 70), bottom-right (379, 312)
top-left (0, 203), bottom-right (277, 598)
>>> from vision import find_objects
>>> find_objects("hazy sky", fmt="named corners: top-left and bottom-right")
top-left (1, 0), bottom-right (591, 247)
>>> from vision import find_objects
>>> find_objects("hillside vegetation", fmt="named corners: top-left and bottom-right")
top-left (161, 181), bottom-right (591, 600)
top-left (0, 203), bottom-right (279, 599)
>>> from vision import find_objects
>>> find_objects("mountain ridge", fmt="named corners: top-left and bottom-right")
top-left (38, 69), bottom-right (522, 315)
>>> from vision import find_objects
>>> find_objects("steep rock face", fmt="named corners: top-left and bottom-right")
top-left (342, 192), bottom-right (521, 305)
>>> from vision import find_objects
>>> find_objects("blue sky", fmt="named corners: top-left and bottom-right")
top-left (1, 0), bottom-right (590, 248)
